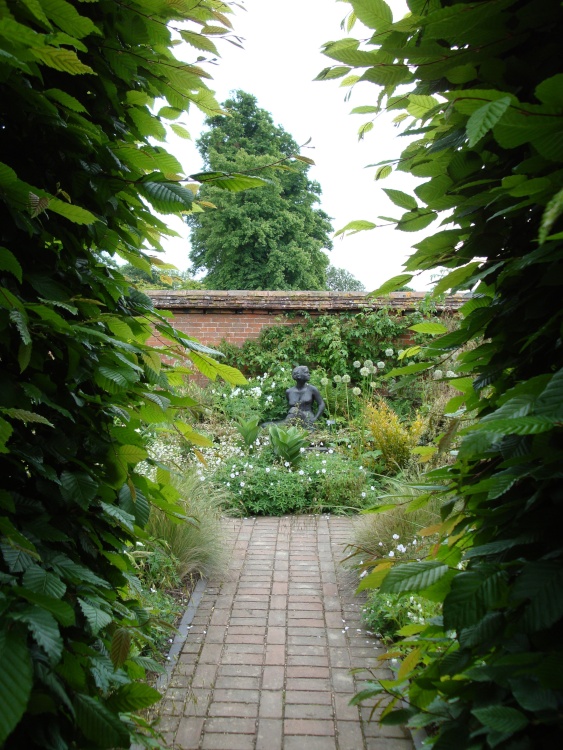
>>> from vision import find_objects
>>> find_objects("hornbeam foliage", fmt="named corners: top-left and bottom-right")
top-left (323, 0), bottom-right (563, 747)
top-left (0, 1), bottom-right (249, 748)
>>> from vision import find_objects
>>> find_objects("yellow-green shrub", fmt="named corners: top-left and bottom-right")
top-left (366, 399), bottom-right (424, 473)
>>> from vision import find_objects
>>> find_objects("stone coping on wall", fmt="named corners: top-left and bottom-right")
top-left (147, 289), bottom-right (468, 313)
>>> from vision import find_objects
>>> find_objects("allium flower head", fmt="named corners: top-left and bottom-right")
top-left (353, 360), bottom-right (361, 368)
top-left (342, 374), bottom-right (351, 383)
top-left (333, 374), bottom-right (342, 383)
top-left (433, 369), bottom-right (443, 380)
top-left (385, 348), bottom-right (394, 357)
top-left (360, 367), bottom-right (369, 377)
top-left (352, 387), bottom-right (361, 396)
top-left (446, 370), bottom-right (456, 378)
top-left (377, 361), bottom-right (385, 370)
top-left (320, 377), bottom-right (329, 386)
top-left (363, 360), bottom-right (373, 368)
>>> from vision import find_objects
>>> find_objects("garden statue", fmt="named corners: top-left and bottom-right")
top-left (282, 365), bottom-right (325, 428)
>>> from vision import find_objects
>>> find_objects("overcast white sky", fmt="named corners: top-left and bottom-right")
top-left (162, 0), bottom-right (436, 292)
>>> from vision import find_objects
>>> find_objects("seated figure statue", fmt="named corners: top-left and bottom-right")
top-left (282, 365), bottom-right (325, 428)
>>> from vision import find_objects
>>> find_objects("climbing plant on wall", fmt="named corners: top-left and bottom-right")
top-left (321, 0), bottom-right (563, 746)
top-left (0, 1), bottom-right (255, 748)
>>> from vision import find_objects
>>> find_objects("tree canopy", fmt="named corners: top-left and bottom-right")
top-left (0, 1), bottom-right (247, 747)
top-left (187, 91), bottom-right (334, 290)
top-left (325, 264), bottom-right (365, 291)
top-left (321, 0), bottom-right (563, 746)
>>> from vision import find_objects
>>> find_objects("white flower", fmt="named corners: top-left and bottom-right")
top-left (230, 473), bottom-right (235, 478)
top-left (300, 447), bottom-right (306, 452)
top-left (333, 374), bottom-right (342, 383)
top-left (370, 382), bottom-right (376, 389)
top-left (393, 533), bottom-right (400, 540)
top-left (377, 361), bottom-right (385, 370)
top-left (397, 544), bottom-right (407, 553)
top-left (388, 551), bottom-right (395, 557)
top-left (320, 377), bottom-right (329, 386)
top-left (299, 470), bottom-right (304, 475)
top-left (385, 348), bottom-right (394, 357)
top-left (352, 387), bottom-right (361, 396)
top-left (342, 374), bottom-right (351, 383)
top-left (265, 467), bottom-right (270, 473)
top-left (353, 360), bottom-right (361, 368)
top-left (240, 481), bottom-right (245, 487)
top-left (361, 492), bottom-right (366, 498)
top-left (378, 542), bottom-right (383, 546)
top-left (360, 570), bottom-right (367, 578)
top-left (284, 461), bottom-right (290, 467)
top-left (371, 486), bottom-right (375, 490)
top-left (433, 369), bottom-right (443, 380)
top-left (363, 360), bottom-right (373, 368)
top-left (328, 449), bottom-right (334, 454)
top-left (360, 367), bottom-right (369, 377)
top-left (322, 468), bottom-right (326, 473)
top-left (322, 460), bottom-right (326, 464)
top-left (446, 370), bottom-right (456, 378)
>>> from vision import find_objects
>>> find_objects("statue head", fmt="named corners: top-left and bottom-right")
top-left (292, 365), bottom-right (310, 382)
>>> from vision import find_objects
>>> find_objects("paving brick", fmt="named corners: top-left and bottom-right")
top-left (285, 677), bottom-right (332, 692)
top-left (256, 718), bottom-right (283, 750)
top-left (175, 717), bottom-right (204, 749)
top-left (286, 666), bottom-right (330, 679)
top-left (212, 688), bottom-right (260, 703)
top-left (207, 702), bottom-right (258, 718)
top-left (285, 703), bottom-right (334, 720)
top-left (284, 718), bottom-right (335, 736)
top-left (201, 733), bottom-right (255, 750)
top-left (259, 689), bottom-right (283, 719)
top-left (264, 644), bottom-right (285, 665)
top-left (283, 737), bottom-right (337, 750)
top-left (262, 665), bottom-right (284, 690)
top-left (337, 719), bottom-right (365, 750)
top-left (218, 664), bottom-right (262, 678)
top-left (285, 690), bottom-right (332, 705)
top-left (205, 717), bottom-right (256, 734)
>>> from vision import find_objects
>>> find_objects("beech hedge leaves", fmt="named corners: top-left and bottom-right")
top-left (323, 0), bottom-right (563, 747)
top-left (0, 1), bottom-right (249, 748)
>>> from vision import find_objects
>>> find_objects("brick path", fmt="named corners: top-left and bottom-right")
top-left (156, 515), bottom-right (413, 750)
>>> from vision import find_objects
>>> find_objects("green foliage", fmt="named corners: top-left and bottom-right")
top-left (219, 309), bottom-right (422, 377)
top-left (362, 592), bottom-right (440, 643)
top-left (268, 424), bottom-right (309, 466)
top-left (0, 1), bottom-right (245, 747)
top-left (119, 263), bottom-right (205, 291)
top-left (188, 91), bottom-right (333, 290)
top-left (235, 417), bottom-right (261, 448)
top-left (326, 0), bottom-right (563, 746)
top-left (365, 400), bottom-right (424, 473)
top-left (325, 264), bottom-right (365, 291)
top-left (213, 446), bottom-right (374, 516)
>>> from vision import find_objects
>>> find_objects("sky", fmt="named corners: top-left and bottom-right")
top-left (161, 0), bottom-right (436, 292)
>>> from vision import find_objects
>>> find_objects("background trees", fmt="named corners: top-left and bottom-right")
top-left (321, 0), bottom-right (563, 746)
top-left (325, 265), bottom-right (365, 291)
top-left (187, 91), bottom-right (334, 290)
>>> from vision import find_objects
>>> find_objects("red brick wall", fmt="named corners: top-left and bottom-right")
top-left (146, 290), bottom-right (466, 352)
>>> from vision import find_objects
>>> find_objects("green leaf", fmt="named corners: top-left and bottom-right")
top-left (350, 0), bottom-right (392, 31)
top-left (60, 471), bottom-right (98, 508)
top-left (375, 165), bottom-right (393, 180)
top-left (78, 599), bottom-right (112, 635)
top-left (334, 219), bottom-right (377, 237)
top-left (48, 197), bottom-right (96, 224)
top-left (139, 181), bottom-right (194, 213)
top-left (467, 97), bottom-right (512, 147)
top-left (397, 209), bottom-right (437, 232)
top-left (22, 565), bottom-right (66, 598)
top-left (539, 187), bottom-right (563, 245)
top-left (16, 606), bottom-right (62, 662)
top-left (534, 368), bottom-right (563, 419)
top-left (30, 46), bottom-right (93, 75)
top-left (9, 310), bottom-right (31, 345)
top-left (314, 65), bottom-right (352, 81)
top-left (383, 188), bottom-right (418, 210)
top-left (0, 247), bottom-right (23, 283)
top-left (190, 171), bottom-right (269, 191)
top-left (45, 88), bottom-right (87, 113)
top-left (106, 682), bottom-right (161, 712)
top-left (0, 630), bottom-right (33, 745)
top-left (117, 444), bottom-right (148, 464)
top-left (408, 322), bottom-right (448, 335)
top-left (432, 263), bottom-right (481, 296)
top-left (110, 628), bottom-right (131, 670)
top-left (170, 123), bottom-right (191, 139)
top-left (370, 274), bottom-right (413, 296)
top-left (535, 74), bottom-right (563, 106)
top-left (386, 362), bottom-right (432, 377)
top-left (472, 706), bottom-right (528, 734)
top-left (380, 562), bottom-right (450, 594)
top-left (74, 694), bottom-right (130, 749)
top-left (189, 352), bottom-right (247, 385)
top-left (16, 588), bottom-right (75, 627)
top-left (2, 408), bottom-right (54, 427)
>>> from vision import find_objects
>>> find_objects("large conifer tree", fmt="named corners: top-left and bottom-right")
top-left (187, 91), bottom-right (333, 290)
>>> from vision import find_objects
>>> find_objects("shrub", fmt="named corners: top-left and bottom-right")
top-left (362, 593), bottom-right (441, 643)
top-left (365, 400), bottom-right (424, 473)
